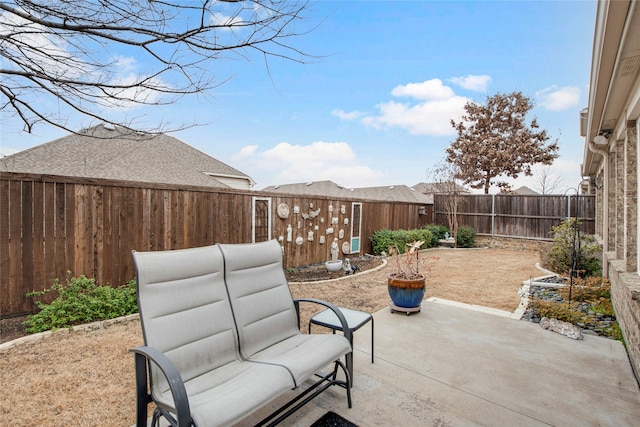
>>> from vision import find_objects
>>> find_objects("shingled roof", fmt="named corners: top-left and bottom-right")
top-left (511, 186), bottom-right (539, 195)
top-left (263, 180), bottom-right (433, 204)
top-left (412, 182), bottom-right (470, 194)
top-left (263, 180), bottom-right (350, 197)
top-left (0, 124), bottom-right (254, 189)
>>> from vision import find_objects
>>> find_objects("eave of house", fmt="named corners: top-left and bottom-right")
top-left (203, 172), bottom-right (256, 189)
top-left (583, 0), bottom-right (640, 176)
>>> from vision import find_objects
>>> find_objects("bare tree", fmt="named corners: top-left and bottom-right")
top-left (446, 91), bottom-right (559, 194)
top-left (532, 165), bottom-right (565, 194)
top-left (0, 1), bottom-right (311, 134)
top-left (429, 161), bottom-right (467, 247)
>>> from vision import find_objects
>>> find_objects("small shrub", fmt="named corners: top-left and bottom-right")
top-left (559, 277), bottom-right (611, 304)
top-left (371, 229), bottom-right (395, 255)
top-left (24, 272), bottom-right (138, 334)
top-left (545, 218), bottom-right (601, 277)
top-left (371, 228), bottom-right (433, 255)
top-left (405, 229), bottom-right (433, 249)
top-left (534, 300), bottom-right (585, 325)
top-left (456, 226), bottom-right (476, 248)
top-left (423, 224), bottom-right (448, 246)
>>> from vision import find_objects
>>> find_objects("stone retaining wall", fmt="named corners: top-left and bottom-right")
top-left (474, 236), bottom-right (551, 253)
top-left (607, 255), bottom-right (640, 383)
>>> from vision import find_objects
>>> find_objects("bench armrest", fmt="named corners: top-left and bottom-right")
top-left (130, 346), bottom-right (192, 427)
top-left (294, 298), bottom-right (353, 345)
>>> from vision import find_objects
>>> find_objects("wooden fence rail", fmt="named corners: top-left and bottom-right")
top-left (434, 194), bottom-right (595, 239)
top-left (0, 172), bottom-right (431, 318)
top-left (1, 172), bottom-right (596, 319)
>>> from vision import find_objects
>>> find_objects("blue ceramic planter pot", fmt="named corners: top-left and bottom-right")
top-left (387, 275), bottom-right (426, 308)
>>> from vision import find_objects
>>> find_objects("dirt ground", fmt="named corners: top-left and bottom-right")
top-left (0, 247), bottom-right (542, 427)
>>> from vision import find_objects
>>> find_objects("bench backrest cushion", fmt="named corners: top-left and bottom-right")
top-left (133, 245), bottom-right (239, 396)
top-left (218, 240), bottom-right (300, 358)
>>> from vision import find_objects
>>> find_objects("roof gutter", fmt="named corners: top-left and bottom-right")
top-left (588, 138), bottom-right (609, 272)
top-left (583, 0), bottom-right (632, 176)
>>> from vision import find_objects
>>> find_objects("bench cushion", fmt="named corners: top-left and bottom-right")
top-left (218, 240), bottom-right (351, 385)
top-left (134, 246), bottom-right (282, 396)
top-left (154, 360), bottom-right (293, 427)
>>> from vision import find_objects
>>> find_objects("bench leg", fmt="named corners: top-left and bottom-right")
top-left (134, 353), bottom-right (151, 427)
top-left (371, 316), bottom-right (375, 364)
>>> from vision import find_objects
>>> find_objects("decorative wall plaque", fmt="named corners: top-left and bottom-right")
top-left (277, 203), bottom-right (290, 219)
top-left (342, 241), bottom-right (350, 254)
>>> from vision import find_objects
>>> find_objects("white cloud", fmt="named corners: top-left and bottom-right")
top-left (101, 72), bottom-right (167, 110)
top-left (232, 141), bottom-right (384, 188)
top-left (358, 78), bottom-right (469, 136)
top-left (536, 86), bottom-right (581, 111)
top-left (390, 79), bottom-right (455, 100)
top-left (449, 75), bottom-right (491, 92)
top-left (550, 157), bottom-right (581, 175)
top-left (232, 145), bottom-right (259, 160)
top-left (0, 11), bottom-right (87, 80)
top-left (331, 109), bottom-right (365, 121)
top-left (210, 12), bottom-right (244, 28)
top-left (0, 11), bottom-right (171, 113)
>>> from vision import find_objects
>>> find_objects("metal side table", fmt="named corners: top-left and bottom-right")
top-left (309, 307), bottom-right (374, 387)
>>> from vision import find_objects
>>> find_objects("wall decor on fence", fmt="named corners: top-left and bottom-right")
top-left (301, 208), bottom-right (320, 220)
top-left (277, 203), bottom-right (290, 219)
top-left (274, 200), bottom-right (355, 270)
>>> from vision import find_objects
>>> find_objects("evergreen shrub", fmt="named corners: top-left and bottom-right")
top-left (456, 226), bottom-right (476, 248)
top-left (24, 272), bottom-right (138, 334)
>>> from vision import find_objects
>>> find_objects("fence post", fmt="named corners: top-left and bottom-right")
top-left (491, 194), bottom-right (495, 237)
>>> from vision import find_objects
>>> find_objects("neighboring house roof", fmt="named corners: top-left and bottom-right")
top-left (263, 180), bottom-right (349, 198)
top-left (412, 182), bottom-right (470, 194)
top-left (0, 124), bottom-right (255, 189)
top-left (352, 185), bottom-right (433, 204)
top-left (511, 186), bottom-right (539, 195)
top-left (263, 180), bottom-right (433, 204)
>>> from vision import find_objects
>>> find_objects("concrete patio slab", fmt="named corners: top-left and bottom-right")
top-left (247, 298), bottom-right (640, 426)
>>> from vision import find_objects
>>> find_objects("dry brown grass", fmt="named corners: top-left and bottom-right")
top-left (0, 248), bottom-right (541, 427)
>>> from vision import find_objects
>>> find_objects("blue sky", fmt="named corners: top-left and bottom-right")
top-left (1, 1), bottom-right (597, 193)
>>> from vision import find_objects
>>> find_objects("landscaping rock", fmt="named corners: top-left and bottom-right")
top-left (539, 317), bottom-right (583, 340)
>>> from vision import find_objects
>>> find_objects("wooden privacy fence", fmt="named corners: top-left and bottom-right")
top-left (0, 172), bottom-right (432, 318)
top-left (434, 194), bottom-right (595, 239)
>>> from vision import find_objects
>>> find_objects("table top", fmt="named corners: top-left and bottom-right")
top-left (310, 307), bottom-right (372, 330)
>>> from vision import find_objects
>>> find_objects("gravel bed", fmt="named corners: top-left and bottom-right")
top-left (521, 284), bottom-right (617, 338)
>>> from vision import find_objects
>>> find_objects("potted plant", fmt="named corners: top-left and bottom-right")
top-left (387, 240), bottom-right (428, 313)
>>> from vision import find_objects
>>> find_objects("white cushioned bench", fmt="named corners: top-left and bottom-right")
top-left (130, 240), bottom-right (352, 427)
